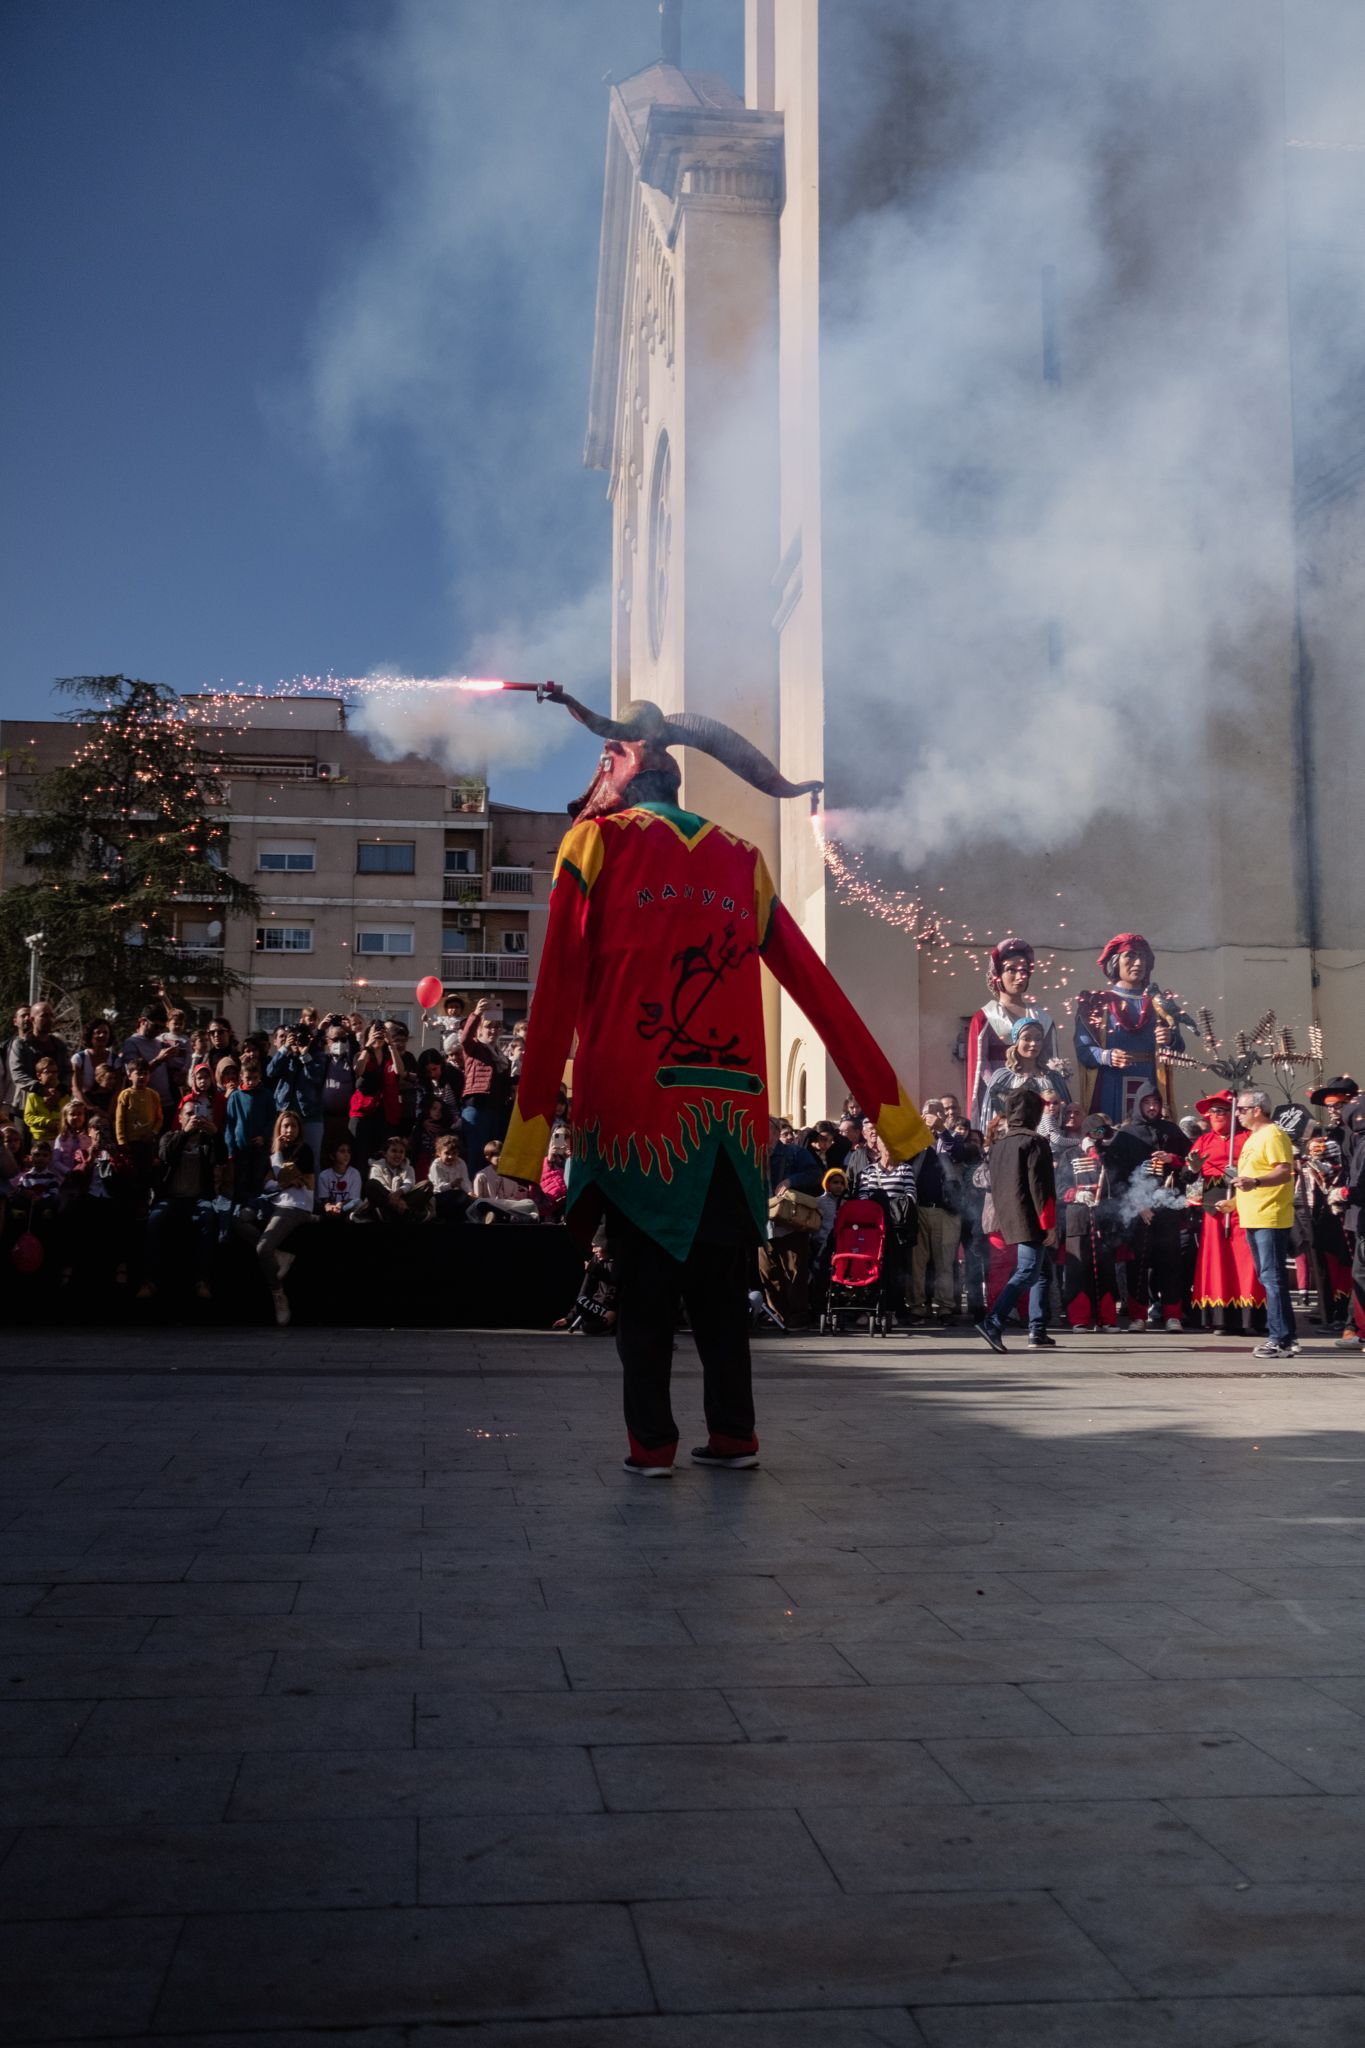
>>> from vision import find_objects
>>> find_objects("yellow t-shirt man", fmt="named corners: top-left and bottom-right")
top-left (1234, 1119), bottom-right (1295, 1230)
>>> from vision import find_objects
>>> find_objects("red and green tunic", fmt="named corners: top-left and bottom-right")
top-left (499, 800), bottom-right (930, 1259)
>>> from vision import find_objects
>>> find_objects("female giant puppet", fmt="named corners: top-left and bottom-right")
top-left (498, 692), bottom-right (929, 1475)
top-left (966, 940), bottom-right (1059, 1133)
top-left (1074, 932), bottom-right (1186, 1122)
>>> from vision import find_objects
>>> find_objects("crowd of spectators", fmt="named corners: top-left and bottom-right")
top-left (0, 993), bottom-right (566, 1326)
top-left (756, 1079), bottom-right (1365, 1360)
top-left (3, 992), bottom-right (1363, 1353)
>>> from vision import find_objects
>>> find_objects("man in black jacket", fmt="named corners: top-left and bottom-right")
top-left (977, 1090), bottom-right (1059, 1353)
top-left (140, 1102), bottom-right (231, 1302)
top-left (1104, 1084), bottom-right (1192, 1331)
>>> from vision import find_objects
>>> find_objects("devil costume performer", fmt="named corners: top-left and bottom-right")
top-left (497, 693), bottom-right (929, 1473)
top-left (1185, 1091), bottom-right (1264, 1328)
top-left (1073, 932), bottom-right (1186, 1122)
top-left (965, 941), bottom-right (1058, 1133)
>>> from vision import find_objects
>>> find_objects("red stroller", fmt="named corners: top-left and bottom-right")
top-left (819, 1197), bottom-right (893, 1337)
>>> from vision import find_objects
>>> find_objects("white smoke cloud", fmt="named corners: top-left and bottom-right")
top-left (300, 0), bottom-right (1363, 862)
top-left (817, 0), bottom-right (1363, 878)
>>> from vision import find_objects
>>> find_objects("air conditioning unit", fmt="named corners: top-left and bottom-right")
top-left (316, 761), bottom-right (340, 782)
top-left (456, 911), bottom-right (482, 931)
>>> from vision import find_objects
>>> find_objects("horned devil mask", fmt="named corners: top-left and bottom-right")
top-left (550, 691), bottom-right (823, 820)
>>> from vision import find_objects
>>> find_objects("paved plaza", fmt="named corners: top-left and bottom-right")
top-left (2, 1322), bottom-right (1365, 2043)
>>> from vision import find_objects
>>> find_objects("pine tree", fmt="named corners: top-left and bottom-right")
top-left (0, 675), bottom-right (259, 1022)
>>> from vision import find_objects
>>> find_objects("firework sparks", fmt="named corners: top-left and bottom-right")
top-left (811, 812), bottom-right (1074, 990)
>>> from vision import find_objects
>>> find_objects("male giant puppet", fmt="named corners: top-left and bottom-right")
top-left (1073, 932), bottom-right (1186, 1122)
top-left (498, 694), bottom-right (929, 1474)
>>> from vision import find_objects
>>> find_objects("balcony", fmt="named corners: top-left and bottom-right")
top-left (489, 865), bottom-right (537, 897)
top-left (167, 944), bottom-right (227, 981)
top-left (446, 784), bottom-right (488, 815)
top-left (442, 874), bottom-right (483, 903)
top-left (440, 952), bottom-right (529, 986)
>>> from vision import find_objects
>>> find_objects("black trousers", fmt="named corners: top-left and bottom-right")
top-left (1129, 1211), bottom-right (1186, 1316)
top-left (604, 1203), bottom-right (756, 1456)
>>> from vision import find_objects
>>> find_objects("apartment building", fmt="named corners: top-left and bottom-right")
top-left (0, 696), bottom-right (565, 1034)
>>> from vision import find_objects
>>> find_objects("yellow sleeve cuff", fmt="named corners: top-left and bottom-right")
top-left (498, 1106), bottom-right (551, 1186)
top-left (876, 1086), bottom-right (933, 1164)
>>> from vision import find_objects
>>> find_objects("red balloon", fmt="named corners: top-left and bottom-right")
top-left (415, 975), bottom-right (445, 1010)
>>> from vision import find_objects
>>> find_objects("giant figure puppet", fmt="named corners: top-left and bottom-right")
top-left (965, 940), bottom-right (1059, 1132)
top-left (1073, 932), bottom-right (1186, 1122)
top-left (496, 690), bottom-right (930, 1475)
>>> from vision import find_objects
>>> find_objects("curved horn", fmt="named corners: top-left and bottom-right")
top-left (552, 692), bottom-right (668, 744)
top-left (662, 711), bottom-right (823, 800)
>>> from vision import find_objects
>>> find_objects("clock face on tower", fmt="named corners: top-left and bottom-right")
top-left (648, 430), bottom-right (672, 660)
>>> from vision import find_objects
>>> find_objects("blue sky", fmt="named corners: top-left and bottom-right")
top-left (0, 0), bottom-right (742, 807)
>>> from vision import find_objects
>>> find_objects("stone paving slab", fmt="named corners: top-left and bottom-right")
top-left (2, 1323), bottom-right (1365, 2038)
top-left (633, 1891), bottom-right (1130, 2008)
top-left (915, 1998), bottom-right (1365, 2046)
top-left (226, 1744), bottom-right (603, 1820)
top-left (155, 1901), bottom-right (654, 2029)
top-left (801, 1797), bottom-right (1241, 1892)
top-left (723, 1680), bottom-right (1066, 1741)
top-left (0, 1915), bottom-right (182, 2042)
top-left (595, 1737), bottom-right (969, 1811)
top-left (0, 1755), bottom-right (239, 1827)
top-left (70, 1692), bottom-right (415, 1755)
top-left (922, 1728), bottom-right (1319, 1799)
top-left (1059, 1881), bottom-right (1365, 1996)
top-left (1018, 1676), bottom-right (1365, 1734)
top-left (0, 1817), bottom-right (417, 1919)
top-left (416, 1687), bottom-right (745, 1747)
top-left (418, 1807), bottom-right (836, 1904)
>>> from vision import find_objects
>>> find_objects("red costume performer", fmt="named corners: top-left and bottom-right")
top-left (498, 693), bottom-right (929, 1474)
top-left (1186, 1090), bottom-right (1264, 1323)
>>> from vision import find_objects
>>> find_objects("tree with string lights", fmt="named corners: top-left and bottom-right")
top-left (0, 675), bottom-right (259, 1023)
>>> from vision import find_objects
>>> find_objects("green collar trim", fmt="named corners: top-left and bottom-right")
top-left (632, 799), bottom-right (708, 842)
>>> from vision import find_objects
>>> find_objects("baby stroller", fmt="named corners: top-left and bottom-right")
top-left (819, 1197), bottom-right (893, 1337)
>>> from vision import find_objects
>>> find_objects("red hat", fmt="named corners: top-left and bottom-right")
top-left (989, 939), bottom-right (1035, 977)
top-left (1097, 932), bottom-right (1152, 972)
top-left (1195, 1091), bottom-right (1233, 1117)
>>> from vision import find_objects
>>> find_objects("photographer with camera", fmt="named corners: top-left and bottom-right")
top-left (266, 1013), bottom-right (327, 1168)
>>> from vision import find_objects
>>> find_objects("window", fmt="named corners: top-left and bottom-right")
top-left (255, 1006), bottom-right (289, 1034)
top-left (444, 848), bottom-right (476, 874)
top-left (501, 930), bottom-right (528, 955)
top-left (257, 840), bottom-right (315, 873)
top-left (356, 926), bottom-right (414, 956)
top-left (357, 841), bottom-right (415, 874)
top-left (441, 930), bottom-right (469, 953)
top-left (255, 925), bottom-right (313, 953)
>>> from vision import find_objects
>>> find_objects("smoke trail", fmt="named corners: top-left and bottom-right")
top-left (302, 1), bottom-right (737, 769)
top-left (347, 585), bottom-right (606, 775)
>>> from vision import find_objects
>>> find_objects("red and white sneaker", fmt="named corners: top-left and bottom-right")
top-left (690, 1441), bottom-right (760, 1470)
